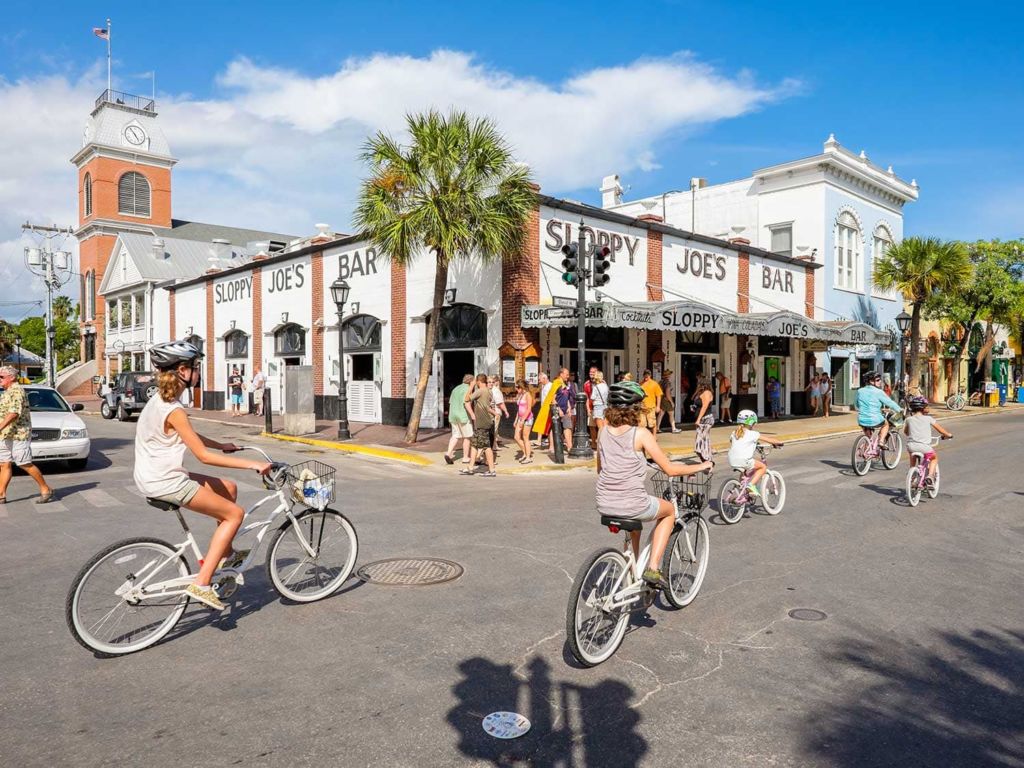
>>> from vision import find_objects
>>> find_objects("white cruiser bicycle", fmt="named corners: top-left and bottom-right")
top-left (566, 462), bottom-right (712, 667)
top-left (66, 447), bottom-right (358, 657)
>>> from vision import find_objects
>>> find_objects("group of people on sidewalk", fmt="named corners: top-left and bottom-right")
top-left (226, 366), bottom-right (267, 417)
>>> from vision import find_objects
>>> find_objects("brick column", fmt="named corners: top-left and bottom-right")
top-left (804, 265), bottom-right (815, 318)
top-left (391, 259), bottom-right (407, 400)
top-left (251, 265), bottom-right (263, 368)
top-left (637, 214), bottom-right (663, 301)
top-left (732, 239), bottom-right (751, 314)
top-left (168, 288), bottom-right (176, 338)
top-left (205, 280), bottom-right (214, 409)
top-left (502, 198), bottom-right (541, 352)
top-left (311, 252), bottom-right (324, 396)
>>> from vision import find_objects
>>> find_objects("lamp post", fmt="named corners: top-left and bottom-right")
top-left (330, 278), bottom-right (352, 441)
top-left (896, 310), bottom-right (912, 399)
top-left (14, 334), bottom-right (21, 381)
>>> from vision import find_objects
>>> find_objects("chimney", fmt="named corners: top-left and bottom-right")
top-left (209, 238), bottom-right (232, 266)
top-left (311, 223), bottom-right (332, 245)
top-left (600, 174), bottom-right (623, 208)
top-left (151, 238), bottom-right (166, 259)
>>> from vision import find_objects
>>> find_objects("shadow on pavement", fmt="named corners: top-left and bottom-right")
top-left (860, 483), bottom-right (908, 504)
top-left (803, 628), bottom-right (1024, 766)
top-left (448, 655), bottom-right (646, 766)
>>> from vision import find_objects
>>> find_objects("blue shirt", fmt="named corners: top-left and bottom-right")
top-left (856, 385), bottom-right (901, 427)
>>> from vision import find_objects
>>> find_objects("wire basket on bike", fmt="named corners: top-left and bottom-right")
top-left (285, 460), bottom-right (336, 511)
top-left (649, 467), bottom-right (712, 513)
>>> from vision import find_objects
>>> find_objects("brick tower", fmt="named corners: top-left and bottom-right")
top-left (70, 89), bottom-right (176, 375)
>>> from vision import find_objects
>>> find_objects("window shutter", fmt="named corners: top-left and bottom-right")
top-left (84, 173), bottom-right (93, 216)
top-left (118, 172), bottom-right (151, 217)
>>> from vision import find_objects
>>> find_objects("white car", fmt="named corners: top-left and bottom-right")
top-left (22, 386), bottom-right (92, 470)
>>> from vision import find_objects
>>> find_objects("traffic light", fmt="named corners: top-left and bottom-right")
top-left (592, 246), bottom-right (611, 287)
top-left (561, 243), bottom-right (579, 285)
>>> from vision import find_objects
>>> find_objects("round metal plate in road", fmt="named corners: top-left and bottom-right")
top-left (356, 557), bottom-right (463, 586)
top-left (483, 712), bottom-right (531, 739)
top-left (788, 608), bottom-right (828, 622)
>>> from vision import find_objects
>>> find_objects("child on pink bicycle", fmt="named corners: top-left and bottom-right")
top-left (727, 410), bottom-right (784, 498)
top-left (904, 396), bottom-right (952, 485)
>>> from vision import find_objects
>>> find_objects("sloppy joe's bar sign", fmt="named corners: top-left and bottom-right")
top-left (521, 301), bottom-right (891, 345)
top-left (543, 218), bottom-right (641, 265)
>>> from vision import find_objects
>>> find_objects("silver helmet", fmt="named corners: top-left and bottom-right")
top-left (149, 340), bottom-right (203, 371)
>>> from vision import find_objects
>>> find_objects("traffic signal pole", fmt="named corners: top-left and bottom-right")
top-left (569, 220), bottom-right (593, 459)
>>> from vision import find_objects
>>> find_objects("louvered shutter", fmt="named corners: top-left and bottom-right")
top-left (118, 172), bottom-right (151, 216)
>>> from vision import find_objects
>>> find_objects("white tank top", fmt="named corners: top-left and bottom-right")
top-left (133, 396), bottom-right (190, 497)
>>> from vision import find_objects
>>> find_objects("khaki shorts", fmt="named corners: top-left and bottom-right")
top-left (253, 389), bottom-right (264, 404)
top-left (0, 438), bottom-right (33, 466)
top-left (148, 479), bottom-right (202, 507)
top-left (642, 411), bottom-right (657, 430)
top-left (451, 421), bottom-right (472, 439)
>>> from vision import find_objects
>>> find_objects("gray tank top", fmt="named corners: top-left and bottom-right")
top-left (596, 427), bottom-right (651, 519)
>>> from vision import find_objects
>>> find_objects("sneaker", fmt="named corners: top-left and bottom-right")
top-left (218, 549), bottom-right (249, 570)
top-left (479, 470), bottom-right (496, 477)
top-left (642, 568), bottom-right (669, 590)
top-left (186, 583), bottom-right (226, 611)
top-left (443, 454), bottom-right (455, 465)
top-left (459, 468), bottom-right (476, 476)
top-left (747, 484), bottom-right (761, 498)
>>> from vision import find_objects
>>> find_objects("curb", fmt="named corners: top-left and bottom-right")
top-left (259, 431), bottom-right (433, 467)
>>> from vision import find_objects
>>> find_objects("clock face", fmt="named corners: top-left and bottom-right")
top-left (124, 125), bottom-right (146, 146)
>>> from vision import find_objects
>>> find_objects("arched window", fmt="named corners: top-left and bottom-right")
top-left (185, 334), bottom-right (205, 355)
top-left (834, 211), bottom-right (861, 292)
top-left (342, 314), bottom-right (382, 351)
top-left (118, 171), bottom-right (151, 217)
top-left (436, 303), bottom-right (487, 349)
top-left (274, 323), bottom-right (306, 356)
top-left (84, 173), bottom-right (93, 217)
top-left (871, 224), bottom-right (894, 296)
top-left (84, 271), bottom-right (95, 320)
top-left (224, 330), bottom-right (249, 359)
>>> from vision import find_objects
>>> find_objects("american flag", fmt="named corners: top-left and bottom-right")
top-left (93, 27), bottom-right (108, 40)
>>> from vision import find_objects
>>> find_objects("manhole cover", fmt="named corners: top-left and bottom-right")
top-left (483, 712), bottom-right (531, 739)
top-left (788, 608), bottom-right (828, 622)
top-left (357, 557), bottom-right (463, 586)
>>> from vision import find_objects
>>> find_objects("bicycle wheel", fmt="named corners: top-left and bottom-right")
top-left (851, 435), bottom-right (872, 476)
top-left (566, 548), bottom-right (631, 667)
top-left (760, 471), bottom-right (786, 515)
top-left (906, 467), bottom-right (922, 507)
top-left (267, 508), bottom-right (358, 602)
top-left (882, 432), bottom-right (903, 470)
top-left (66, 538), bottom-right (191, 657)
top-left (718, 477), bottom-right (746, 524)
top-left (662, 515), bottom-right (710, 609)
top-left (927, 464), bottom-right (940, 498)
top-left (946, 394), bottom-right (964, 411)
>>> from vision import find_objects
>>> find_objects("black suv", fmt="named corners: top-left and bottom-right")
top-left (100, 371), bottom-right (158, 421)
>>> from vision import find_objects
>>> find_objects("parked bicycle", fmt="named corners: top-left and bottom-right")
top-left (566, 461), bottom-right (711, 667)
top-left (945, 389), bottom-right (982, 411)
top-left (905, 435), bottom-right (950, 507)
top-left (66, 447), bottom-right (358, 657)
top-left (717, 444), bottom-right (786, 524)
top-left (851, 409), bottom-right (904, 476)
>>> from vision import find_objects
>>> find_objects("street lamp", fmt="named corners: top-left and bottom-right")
top-left (896, 311), bottom-right (912, 397)
top-left (330, 277), bottom-right (352, 441)
top-left (14, 335), bottom-right (21, 381)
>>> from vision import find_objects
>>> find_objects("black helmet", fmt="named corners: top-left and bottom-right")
top-left (907, 395), bottom-right (928, 412)
top-left (861, 369), bottom-right (881, 386)
top-left (149, 340), bottom-right (203, 371)
top-left (607, 380), bottom-right (645, 406)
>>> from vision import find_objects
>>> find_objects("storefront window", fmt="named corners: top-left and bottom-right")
top-left (342, 314), bottom-right (382, 351)
top-left (676, 331), bottom-right (720, 353)
top-left (436, 304), bottom-right (486, 349)
top-left (225, 330), bottom-right (248, 359)
top-left (758, 336), bottom-right (789, 356)
top-left (559, 327), bottom-right (625, 349)
top-left (275, 323), bottom-right (306, 356)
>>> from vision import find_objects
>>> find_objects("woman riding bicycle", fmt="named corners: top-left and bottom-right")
top-left (134, 340), bottom-right (271, 610)
top-left (596, 381), bottom-right (712, 590)
top-left (855, 370), bottom-right (902, 454)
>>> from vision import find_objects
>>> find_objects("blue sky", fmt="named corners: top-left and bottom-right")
top-left (1, 1), bottom-right (1021, 318)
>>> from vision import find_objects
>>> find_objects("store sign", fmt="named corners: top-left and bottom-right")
top-left (214, 276), bottom-right (253, 304)
top-left (761, 266), bottom-right (795, 293)
top-left (677, 248), bottom-right (727, 281)
top-left (268, 263), bottom-right (306, 293)
top-left (338, 247), bottom-right (379, 280)
top-left (544, 219), bottom-right (640, 265)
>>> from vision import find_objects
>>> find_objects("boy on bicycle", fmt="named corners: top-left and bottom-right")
top-left (904, 395), bottom-right (951, 485)
top-left (856, 370), bottom-right (902, 455)
top-left (727, 410), bottom-right (783, 498)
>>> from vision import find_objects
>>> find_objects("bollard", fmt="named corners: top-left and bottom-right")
top-left (263, 388), bottom-right (273, 434)
top-left (552, 410), bottom-right (565, 464)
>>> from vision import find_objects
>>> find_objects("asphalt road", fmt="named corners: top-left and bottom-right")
top-left (1, 411), bottom-right (1022, 767)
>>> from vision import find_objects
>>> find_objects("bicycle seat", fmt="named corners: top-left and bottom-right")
top-left (146, 498), bottom-right (180, 512)
top-left (600, 515), bottom-right (643, 532)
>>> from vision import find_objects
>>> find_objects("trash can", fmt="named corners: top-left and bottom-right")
top-left (1017, 387), bottom-right (1024, 404)
top-left (998, 383), bottom-right (1008, 406)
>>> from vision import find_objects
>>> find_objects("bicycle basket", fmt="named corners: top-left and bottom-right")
top-left (285, 460), bottom-right (336, 511)
top-left (649, 468), bottom-right (712, 512)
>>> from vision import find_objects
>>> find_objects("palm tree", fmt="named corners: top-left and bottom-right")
top-left (874, 237), bottom-right (971, 394)
top-left (354, 110), bottom-right (535, 443)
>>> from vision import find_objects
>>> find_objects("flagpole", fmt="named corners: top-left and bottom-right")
top-left (106, 18), bottom-right (111, 95)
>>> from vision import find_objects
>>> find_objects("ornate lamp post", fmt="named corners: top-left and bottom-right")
top-left (330, 278), bottom-right (352, 441)
top-left (895, 310), bottom-right (912, 398)
top-left (14, 334), bottom-right (22, 381)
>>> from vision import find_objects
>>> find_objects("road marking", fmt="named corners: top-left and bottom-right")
top-left (80, 488), bottom-right (123, 507)
top-left (793, 473), bottom-right (837, 485)
top-left (774, 466), bottom-right (819, 480)
top-left (0, 503), bottom-right (7, 518)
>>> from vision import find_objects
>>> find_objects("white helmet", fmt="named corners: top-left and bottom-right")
top-left (737, 409), bottom-right (758, 427)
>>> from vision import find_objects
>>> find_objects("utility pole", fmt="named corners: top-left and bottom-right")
top-left (22, 223), bottom-right (74, 387)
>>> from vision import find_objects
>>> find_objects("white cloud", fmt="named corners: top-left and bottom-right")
top-left (0, 50), bottom-right (797, 319)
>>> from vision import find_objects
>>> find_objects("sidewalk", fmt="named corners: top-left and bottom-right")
top-left (67, 392), bottom-right (1022, 472)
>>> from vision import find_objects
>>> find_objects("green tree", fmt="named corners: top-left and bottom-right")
top-left (874, 237), bottom-right (971, 394)
top-left (354, 110), bottom-right (535, 442)
top-left (15, 294), bottom-right (81, 375)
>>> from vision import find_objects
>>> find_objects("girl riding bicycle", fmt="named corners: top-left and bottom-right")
top-left (904, 395), bottom-right (951, 484)
top-left (596, 381), bottom-right (712, 590)
top-left (134, 340), bottom-right (271, 611)
top-left (727, 410), bottom-right (783, 497)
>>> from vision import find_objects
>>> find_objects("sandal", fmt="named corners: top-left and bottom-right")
top-left (443, 454), bottom-right (455, 465)
top-left (520, 458), bottom-right (533, 465)
top-left (459, 468), bottom-right (475, 476)
top-left (36, 491), bottom-right (55, 505)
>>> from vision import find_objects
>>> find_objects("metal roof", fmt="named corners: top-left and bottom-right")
top-left (153, 220), bottom-right (296, 248)
top-left (3, 346), bottom-right (44, 365)
top-left (116, 232), bottom-right (252, 283)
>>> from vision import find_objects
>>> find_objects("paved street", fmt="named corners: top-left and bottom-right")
top-left (2, 411), bottom-right (1023, 767)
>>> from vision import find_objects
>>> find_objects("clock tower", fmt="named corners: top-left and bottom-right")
top-left (71, 89), bottom-right (176, 369)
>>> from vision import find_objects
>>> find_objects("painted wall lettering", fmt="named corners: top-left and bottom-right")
top-left (677, 248), bottom-right (727, 281)
top-left (761, 267), bottom-right (794, 293)
top-left (338, 248), bottom-right (379, 280)
top-left (214, 276), bottom-right (253, 304)
top-left (544, 219), bottom-right (640, 266)
top-left (268, 263), bottom-right (306, 293)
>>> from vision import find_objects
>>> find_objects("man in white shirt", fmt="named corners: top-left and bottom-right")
top-left (251, 366), bottom-right (267, 416)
